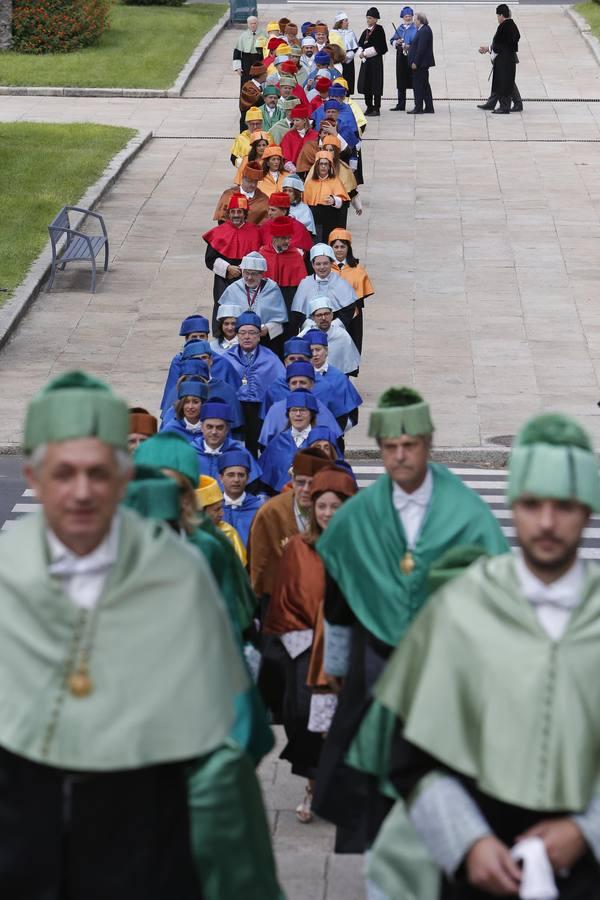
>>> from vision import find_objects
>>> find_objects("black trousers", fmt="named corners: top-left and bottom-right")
top-left (364, 92), bottom-right (381, 110)
top-left (412, 67), bottom-right (434, 112)
top-left (486, 82), bottom-right (522, 109)
top-left (241, 400), bottom-right (262, 457)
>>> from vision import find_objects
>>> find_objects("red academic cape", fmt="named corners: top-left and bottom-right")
top-left (202, 221), bottom-right (262, 258)
top-left (281, 128), bottom-right (320, 165)
top-left (259, 217), bottom-right (313, 253)
top-left (259, 244), bottom-right (308, 286)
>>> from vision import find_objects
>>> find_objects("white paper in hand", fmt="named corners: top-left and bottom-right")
top-left (511, 837), bottom-right (558, 900)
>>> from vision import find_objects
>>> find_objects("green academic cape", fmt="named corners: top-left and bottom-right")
top-left (0, 509), bottom-right (247, 771)
top-left (376, 553), bottom-right (600, 813)
top-left (317, 464), bottom-right (509, 646)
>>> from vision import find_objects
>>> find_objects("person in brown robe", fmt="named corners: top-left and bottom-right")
top-left (213, 162), bottom-right (269, 225)
top-left (263, 465), bottom-right (357, 823)
top-left (249, 449), bottom-right (331, 722)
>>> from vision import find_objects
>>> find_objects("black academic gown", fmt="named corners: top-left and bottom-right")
top-left (491, 18), bottom-right (520, 101)
top-left (357, 24), bottom-right (388, 107)
top-left (0, 746), bottom-right (201, 900)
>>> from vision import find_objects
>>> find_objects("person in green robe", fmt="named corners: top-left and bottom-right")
top-left (133, 432), bottom-right (284, 900)
top-left (311, 386), bottom-right (509, 854)
top-left (374, 412), bottom-right (600, 899)
top-left (0, 371), bottom-right (248, 899)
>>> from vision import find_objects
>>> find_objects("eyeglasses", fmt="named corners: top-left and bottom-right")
top-left (238, 329), bottom-right (260, 337)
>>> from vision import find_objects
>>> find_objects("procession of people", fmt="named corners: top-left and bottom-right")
top-left (0, 7), bottom-right (596, 900)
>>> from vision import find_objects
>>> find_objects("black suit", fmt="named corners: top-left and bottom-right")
top-left (408, 24), bottom-right (435, 113)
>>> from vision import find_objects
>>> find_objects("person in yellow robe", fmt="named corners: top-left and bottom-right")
top-left (197, 475), bottom-right (247, 565)
top-left (230, 108), bottom-right (273, 168)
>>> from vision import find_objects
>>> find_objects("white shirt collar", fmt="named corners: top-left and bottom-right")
top-left (314, 362), bottom-right (329, 374)
top-left (184, 418), bottom-right (203, 432)
top-left (391, 469), bottom-right (434, 549)
top-left (291, 425), bottom-right (312, 447)
top-left (515, 556), bottom-right (585, 612)
top-left (224, 491), bottom-right (247, 509)
top-left (392, 468), bottom-right (434, 511)
top-left (47, 514), bottom-right (121, 609)
top-left (240, 187), bottom-right (255, 199)
top-left (203, 440), bottom-right (225, 455)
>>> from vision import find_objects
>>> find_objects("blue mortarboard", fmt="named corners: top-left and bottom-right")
top-left (301, 20), bottom-right (315, 35)
top-left (314, 51), bottom-right (331, 65)
top-left (218, 449), bottom-right (253, 472)
top-left (328, 84), bottom-right (346, 98)
top-left (286, 361), bottom-right (316, 381)
top-left (182, 339), bottom-right (213, 359)
top-left (177, 381), bottom-right (208, 400)
top-left (284, 338), bottom-right (312, 358)
top-left (286, 390), bottom-right (319, 413)
top-left (324, 99), bottom-right (343, 112)
top-left (179, 359), bottom-right (210, 379)
top-left (179, 315), bottom-right (209, 337)
top-left (307, 425), bottom-right (339, 447)
top-left (236, 311), bottom-right (262, 331)
top-left (200, 401), bottom-right (233, 423)
top-left (305, 329), bottom-right (328, 346)
top-left (400, 6), bottom-right (414, 16)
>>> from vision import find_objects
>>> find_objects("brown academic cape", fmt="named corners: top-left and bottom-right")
top-left (247, 490), bottom-right (299, 597)
top-left (240, 79), bottom-right (264, 113)
top-left (263, 535), bottom-right (325, 634)
top-left (213, 186), bottom-right (269, 225)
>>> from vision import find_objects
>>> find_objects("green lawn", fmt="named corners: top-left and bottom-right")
top-left (0, 2), bottom-right (227, 89)
top-left (0, 123), bottom-right (135, 300)
top-left (576, 1), bottom-right (600, 36)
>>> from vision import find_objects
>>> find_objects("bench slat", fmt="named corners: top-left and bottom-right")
top-left (62, 236), bottom-right (107, 261)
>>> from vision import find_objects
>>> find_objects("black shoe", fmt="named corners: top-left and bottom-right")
top-left (406, 109), bottom-right (423, 114)
top-left (477, 101), bottom-right (496, 110)
top-left (389, 104), bottom-right (404, 111)
top-left (492, 108), bottom-right (510, 114)
top-left (364, 107), bottom-right (374, 115)
top-left (424, 108), bottom-right (435, 113)
top-left (511, 103), bottom-right (523, 111)
top-left (372, 109), bottom-right (380, 116)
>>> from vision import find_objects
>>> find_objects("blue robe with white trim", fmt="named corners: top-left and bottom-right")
top-left (226, 346), bottom-right (286, 404)
top-left (258, 399), bottom-right (342, 448)
top-left (161, 379), bottom-right (245, 433)
top-left (222, 494), bottom-right (266, 547)
top-left (191, 436), bottom-right (262, 486)
top-left (259, 430), bottom-right (309, 492)
top-left (313, 364), bottom-right (362, 418)
top-left (160, 351), bottom-right (241, 413)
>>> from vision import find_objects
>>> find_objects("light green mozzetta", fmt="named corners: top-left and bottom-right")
top-left (0, 508), bottom-right (248, 771)
top-left (375, 553), bottom-right (600, 812)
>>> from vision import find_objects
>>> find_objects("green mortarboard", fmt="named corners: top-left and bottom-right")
top-left (134, 431), bottom-right (199, 488)
top-left (123, 466), bottom-right (181, 522)
top-left (426, 545), bottom-right (488, 596)
top-left (507, 413), bottom-right (600, 512)
top-left (24, 371), bottom-right (129, 453)
top-left (368, 386), bottom-right (434, 439)
top-left (263, 85), bottom-right (281, 97)
top-left (283, 97), bottom-right (300, 110)
top-left (279, 75), bottom-right (296, 87)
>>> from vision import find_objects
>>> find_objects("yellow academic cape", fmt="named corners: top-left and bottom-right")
top-left (230, 131), bottom-right (272, 166)
top-left (219, 520), bottom-right (248, 565)
top-left (303, 175), bottom-right (350, 206)
top-left (333, 262), bottom-right (374, 301)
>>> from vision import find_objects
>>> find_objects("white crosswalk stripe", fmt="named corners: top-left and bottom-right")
top-left (3, 465), bottom-right (600, 559)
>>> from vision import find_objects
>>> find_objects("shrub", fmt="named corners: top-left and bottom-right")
top-left (12, 0), bottom-right (111, 54)
top-left (122, 0), bottom-right (185, 6)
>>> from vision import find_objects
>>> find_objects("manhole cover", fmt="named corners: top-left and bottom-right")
top-left (487, 435), bottom-right (514, 447)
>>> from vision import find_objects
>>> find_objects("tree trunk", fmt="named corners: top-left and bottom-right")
top-left (0, 0), bottom-right (12, 52)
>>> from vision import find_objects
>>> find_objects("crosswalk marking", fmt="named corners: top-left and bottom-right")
top-left (3, 465), bottom-right (600, 559)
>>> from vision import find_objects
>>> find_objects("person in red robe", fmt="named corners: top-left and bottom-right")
top-left (309, 76), bottom-right (333, 114)
top-left (259, 192), bottom-right (314, 254)
top-left (260, 215), bottom-right (308, 324)
top-left (202, 193), bottom-right (261, 333)
top-left (281, 106), bottom-right (319, 166)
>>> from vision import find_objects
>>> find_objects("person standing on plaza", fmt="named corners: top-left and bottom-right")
top-left (357, 7), bottom-right (388, 116)
top-left (389, 6), bottom-right (417, 111)
top-left (407, 12), bottom-right (435, 114)
top-left (232, 16), bottom-right (266, 88)
top-left (311, 386), bottom-right (509, 853)
top-left (0, 372), bottom-right (247, 898)
top-left (478, 4), bottom-right (522, 114)
top-left (331, 11), bottom-right (360, 94)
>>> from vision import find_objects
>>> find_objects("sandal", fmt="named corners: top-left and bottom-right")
top-left (295, 785), bottom-right (314, 824)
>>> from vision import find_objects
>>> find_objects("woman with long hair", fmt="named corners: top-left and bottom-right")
top-left (258, 145), bottom-right (286, 197)
top-left (329, 227), bottom-right (374, 352)
top-left (210, 303), bottom-right (241, 355)
top-left (263, 465), bottom-right (357, 824)
top-left (234, 131), bottom-right (271, 184)
top-left (303, 151), bottom-right (350, 243)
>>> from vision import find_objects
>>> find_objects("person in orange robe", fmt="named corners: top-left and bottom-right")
top-left (257, 145), bottom-right (286, 197)
top-left (263, 465), bottom-right (357, 824)
top-left (303, 151), bottom-right (350, 243)
top-left (329, 227), bottom-right (374, 352)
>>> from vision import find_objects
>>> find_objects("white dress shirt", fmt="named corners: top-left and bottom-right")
top-left (184, 418), bottom-right (203, 433)
top-left (392, 468), bottom-right (433, 548)
top-left (47, 515), bottom-right (120, 609)
top-left (515, 555), bottom-right (585, 641)
top-left (291, 425), bottom-right (311, 447)
top-left (224, 491), bottom-right (246, 509)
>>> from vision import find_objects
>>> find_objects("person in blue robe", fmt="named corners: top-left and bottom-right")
top-left (181, 340), bottom-right (241, 389)
top-left (305, 329), bottom-right (362, 429)
top-left (258, 362), bottom-right (342, 448)
top-left (305, 425), bottom-right (356, 481)
top-left (225, 311), bottom-right (286, 456)
top-left (259, 392), bottom-right (319, 493)
top-left (218, 449), bottom-right (266, 546)
top-left (161, 381), bottom-right (208, 443)
top-left (312, 100), bottom-right (360, 151)
top-left (218, 252), bottom-right (288, 359)
top-left (191, 401), bottom-right (262, 486)
top-left (291, 245), bottom-right (357, 331)
top-left (261, 337), bottom-right (313, 416)
top-left (161, 359), bottom-right (246, 438)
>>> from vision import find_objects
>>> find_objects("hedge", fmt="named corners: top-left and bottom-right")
top-left (12, 0), bottom-right (110, 54)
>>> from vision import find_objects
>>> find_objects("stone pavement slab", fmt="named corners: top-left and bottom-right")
top-left (1, 3), bottom-right (600, 453)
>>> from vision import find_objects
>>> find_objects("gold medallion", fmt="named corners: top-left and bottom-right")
top-left (400, 551), bottom-right (415, 575)
top-left (68, 669), bottom-right (94, 698)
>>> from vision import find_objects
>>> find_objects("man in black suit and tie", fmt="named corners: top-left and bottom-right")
top-left (407, 12), bottom-right (435, 114)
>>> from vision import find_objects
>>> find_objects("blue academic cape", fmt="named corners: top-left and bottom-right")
top-left (259, 429), bottom-right (309, 492)
top-left (226, 345), bottom-right (286, 403)
top-left (313, 364), bottom-right (363, 417)
top-left (161, 379), bottom-right (245, 433)
top-left (191, 436), bottom-right (262, 486)
top-left (261, 376), bottom-right (290, 416)
top-left (159, 417), bottom-right (201, 443)
top-left (258, 397), bottom-right (342, 448)
top-left (219, 278), bottom-right (288, 326)
top-left (222, 493), bottom-right (265, 547)
top-left (390, 21), bottom-right (417, 45)
top-left (312, 104), bottom-right (359, 150)
top-left (160, 350), bottom-right (241, 413)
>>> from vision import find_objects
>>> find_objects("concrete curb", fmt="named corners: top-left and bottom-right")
top-left (345, 447), bottom-right (510, 466)
top-left (0, 128), bottom-right (152, 353)
top-left (565, 5), bottom-right (600, 67)
top-left (0, 10), bottom-right (230, 99)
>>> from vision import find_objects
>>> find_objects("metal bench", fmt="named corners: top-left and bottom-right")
top-left (47, 206), bottom-right (109, 294)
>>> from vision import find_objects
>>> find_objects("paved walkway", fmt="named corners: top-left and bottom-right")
top-left (2, 4), bottom-right (600, 449)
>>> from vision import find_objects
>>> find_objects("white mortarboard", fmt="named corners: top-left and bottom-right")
top-left (308, 296), bottom-right (334, 314)
top-left (241, 251), bottom-right (268, 272)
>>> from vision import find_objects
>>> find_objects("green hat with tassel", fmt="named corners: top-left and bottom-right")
top-left (24, 371), bottom-right (129, 453)
top-left (507, 413), bottom-right (600, 512)
top-left (368, 386), bottom-right (434, 439)
top-left (134, 431), bottom-right (199, 488)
